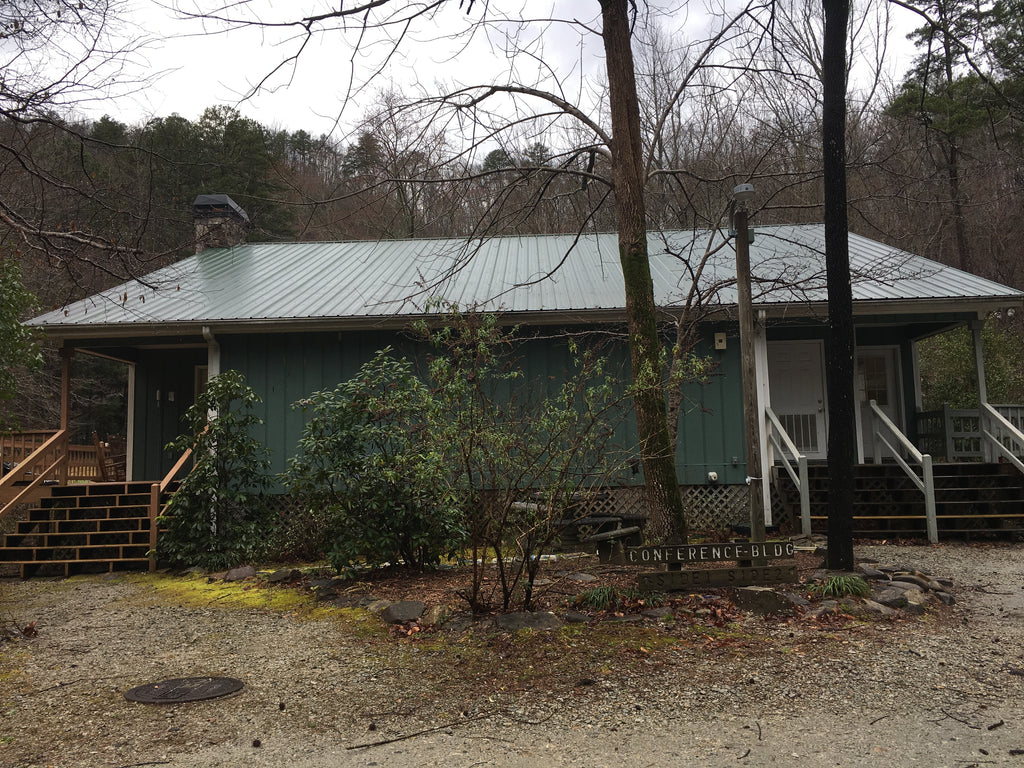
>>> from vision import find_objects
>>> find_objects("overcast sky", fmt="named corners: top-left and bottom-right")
top-left (101, 1), bottom-right (920, 139)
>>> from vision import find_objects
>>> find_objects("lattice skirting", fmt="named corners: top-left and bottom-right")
top-left (578, 484), bottom-right (792, 533)
top-left (681, 485), bottom-right (749, 531)
top-left (261, 484), bottom-right (795, 538)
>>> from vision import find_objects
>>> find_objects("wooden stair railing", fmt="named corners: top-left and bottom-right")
top-left (0, 430), bottom-right (69, 521)
top-left (148, 442), bottom-right (196, 572)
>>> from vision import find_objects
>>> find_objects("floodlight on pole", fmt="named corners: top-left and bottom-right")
top-left (733, 183), bottom-right (755, 204)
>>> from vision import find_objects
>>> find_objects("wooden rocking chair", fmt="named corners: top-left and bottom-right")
top-left (93, 432), bottom-right (127, 482)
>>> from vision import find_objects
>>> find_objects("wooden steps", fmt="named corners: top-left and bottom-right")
top-left (776, 463), bottom-right (1024, 538)
top-left (0, 481), bottom-right (158, 578)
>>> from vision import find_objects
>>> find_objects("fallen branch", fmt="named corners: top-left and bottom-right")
top-left (937, 709), bottom-right (981, 729)
top-left (346, 712), bottom-right (491, 750)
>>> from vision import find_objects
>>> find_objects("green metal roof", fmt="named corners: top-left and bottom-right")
top-left (29, 225), bottom-right (1023, 336)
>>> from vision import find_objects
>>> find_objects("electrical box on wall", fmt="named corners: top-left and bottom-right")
top-left (714, 332), bottom-right (727, 350)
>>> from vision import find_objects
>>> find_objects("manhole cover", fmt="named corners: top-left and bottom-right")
top-left (124, 676), bottom-right (244, 704)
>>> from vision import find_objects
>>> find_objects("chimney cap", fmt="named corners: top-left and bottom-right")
top-left (192, 194), bottom-right (250, 224)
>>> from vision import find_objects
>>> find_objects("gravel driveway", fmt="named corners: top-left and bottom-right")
top-left (2, 542), bottom-right (1023, 767)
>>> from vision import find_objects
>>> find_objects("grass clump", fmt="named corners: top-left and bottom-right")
top-left (810, 574), bottom-right (871, 599)
top-left (571, 585), bottom-right (665, 612)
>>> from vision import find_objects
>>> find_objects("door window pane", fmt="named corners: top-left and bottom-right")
top-left (859, 356), bottom-right (888, 406)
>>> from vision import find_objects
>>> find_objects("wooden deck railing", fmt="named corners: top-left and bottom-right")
top-left (148, 443), bottom-right (196, 572)
top-left (1, 431), bottom-right (57, 476)
top-left (0, 430), bottom-right (69, 521)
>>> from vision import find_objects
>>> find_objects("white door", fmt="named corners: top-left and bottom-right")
top-left (856, 348), bottom-right (902, 460)
top-left (768, 340), bottom-right (827, 460)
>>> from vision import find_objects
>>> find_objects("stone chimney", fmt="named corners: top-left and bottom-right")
top-left (192, 194), bottom-right (251, 253)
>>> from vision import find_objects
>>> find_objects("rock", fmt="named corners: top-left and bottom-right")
top-left (224, 565), bottom-right (256, 582)
top-left (421, 604), bottom-right (451, 627)
top-left (307, 578), bottom-right (339, 600)
top-left (381, 601), bottom-right (426, 624)
top-left (890, 572), bottom-right (937, 591)
top-left (860, 599), bottom-right (896, 616)
top-left (566, 573), bottom-right (598, 582)
top-left (641, 607), bottom-right (674, 619)
top-left (496, 611), bottom-right (564, 632)
top-left (365, 599), bottom-right (392, 614)
top-left (733, 586), bottom-right (797, 614)
top-left (265, 568), bottom-right (299, 584)
top-left (856, 563), bottom-right (887, 580)
top-left (807, 600), bottom-right (839, 619)
top-left (839, 599), bottom-right (861, 614)
top-left (902, 588), bottom-right (928, 615)
top-left (934, 591), bottom-right (956, 606)
top-left (874, 588), bottom-right (908, 609)
top-left (887, 580), bottom-right (925, 592)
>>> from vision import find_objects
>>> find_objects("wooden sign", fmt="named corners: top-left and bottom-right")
top-left (639, 565), bottom-right (798, 592)
top-left (627, 540), bottom-right (794, 566)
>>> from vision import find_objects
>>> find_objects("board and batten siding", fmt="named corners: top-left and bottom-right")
top-left (129, 325), bottom-right (749, 488)
top-left (675, 328), bottom-right (747, 485)
top-left (222, 327), bottom-right (747, 487)
top-left (131, 348), bottom-right (207, 479)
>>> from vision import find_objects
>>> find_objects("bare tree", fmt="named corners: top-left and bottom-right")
top-left (0, 1), bottom-right (155, 269)
top-left (823, 0), bottom-right (855, 570)
top-left (167, 0), bottom-right (780, 541)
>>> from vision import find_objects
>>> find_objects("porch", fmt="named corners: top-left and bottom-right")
top-left (768, 402), bottom-right (1024, 542)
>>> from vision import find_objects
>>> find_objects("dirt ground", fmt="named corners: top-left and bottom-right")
top-left (2, 541), bottom-right (1024, 767)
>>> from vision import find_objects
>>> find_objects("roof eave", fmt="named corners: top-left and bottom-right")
top-left (33, 294), bottom-right (1023, 342)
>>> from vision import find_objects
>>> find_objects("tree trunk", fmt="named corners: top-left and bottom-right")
top-left (600, 0), bottom-right (687, 543)
top-left (822, 0), bottom-right (855, 570)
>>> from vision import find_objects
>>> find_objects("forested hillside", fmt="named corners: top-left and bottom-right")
top-left (3, 0), bottom-right (1023, 433)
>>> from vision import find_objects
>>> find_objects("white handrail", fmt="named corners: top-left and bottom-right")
top-left (981, 404), bottom-right (1024, 474)
top-left (765, 406), bottom-right (810, 535)
top-left (869, 400), bottom-right (937, 543)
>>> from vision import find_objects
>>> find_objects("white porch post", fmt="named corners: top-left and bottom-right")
top-left (971, 319), bottom-right (990, 461)
top-left (970, 319), bottom-right (988, 405)
top-left (754, 313), bottom-right (772, 524)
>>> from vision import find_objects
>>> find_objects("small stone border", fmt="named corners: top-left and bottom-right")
top-left (190, 557), bottom-right (959, 636)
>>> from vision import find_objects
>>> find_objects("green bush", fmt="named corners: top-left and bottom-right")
top-left (158, 370), bottom-right (272, 569)
top-left (284, 349), bottom-right (466, 572)
top-left (419, 309), bottom-right (628, 612)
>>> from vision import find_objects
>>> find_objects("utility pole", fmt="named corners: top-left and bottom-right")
top-left (733, 183), bottom-right (766, 554)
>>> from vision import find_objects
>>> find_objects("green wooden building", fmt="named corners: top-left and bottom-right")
top-left (24, 198), bottom-right (1024, 532)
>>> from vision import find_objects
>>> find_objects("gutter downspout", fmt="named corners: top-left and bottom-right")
top-left (202, 326), bottom-right (221, 379)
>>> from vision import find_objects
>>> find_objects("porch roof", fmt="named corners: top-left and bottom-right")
top-left (29, 224), bottom-right (1023, 337)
